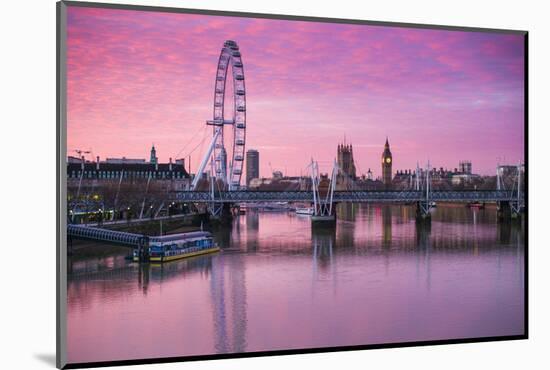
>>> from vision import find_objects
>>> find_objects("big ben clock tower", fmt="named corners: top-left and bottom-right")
top-left (381, 137), bottom-right (392, 188)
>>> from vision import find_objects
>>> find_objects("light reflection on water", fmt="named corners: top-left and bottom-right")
top-left (67, 204), bottom-right (524, 364)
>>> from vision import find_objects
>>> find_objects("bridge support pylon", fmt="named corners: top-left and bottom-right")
top-left (415, 161), bottom-right (433, 224)
top-left (496, 162), bottom-right (524, 222)
top-left (311, 208), bottom-right (337, 228)
top-left (497, 200), bottom-right (511, 222)
top-left (208, 202), bottom-right (234, 225)
top-left (497, 201), bottom-right (522, 222)
top-left (415, 201), bottom-right (432, 224)
top-left (310, 158), bottom-right (338, 227)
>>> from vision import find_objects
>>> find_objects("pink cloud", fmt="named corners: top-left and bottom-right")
top-left (67, 6), bottom-right (525, 178)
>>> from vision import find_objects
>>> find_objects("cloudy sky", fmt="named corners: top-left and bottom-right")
top-left (67, 6), bottom-right (525, 177)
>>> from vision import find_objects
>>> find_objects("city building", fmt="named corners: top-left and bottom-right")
top-left (67, 156), bottom-right (82, 164)
top-left (459, 160), bottom-right (472, 174)
top-left (381, 137), bottom-right (393, 188)
top-left (337, 143), bottom-right (356, 179)
top-left (451, 173), bottom-right (480, 186)
top-left (248, 175), bottom-right (307, 191)
top-left (392, 169), bottom-right (416, 190)
top-left (149, 144), bottom-right (158, 164)
top-left (272, 170), bottom-right (283, 180)
top-left (246, 149), bottom-right (259, 186)
top-left (104, 157), bottom-right (146, 164)
top-left (366, 168), bottom-right (373, 181)
top-left (452, 161), bottom-right (479, 186)
top-left (391, 162), bottom-right (485, 190)
top-left (67, 147), bottom-right (190, 192)
top-left (335, 142), bottom-right (357, 190)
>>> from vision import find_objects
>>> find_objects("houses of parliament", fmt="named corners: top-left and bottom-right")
top-left (336, 138), bottom-right (483, 191)
top-left (337, 138), bottom-right (393, 189)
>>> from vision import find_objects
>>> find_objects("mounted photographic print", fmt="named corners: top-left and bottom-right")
top-left (56, 1), bottom-right (527, 368)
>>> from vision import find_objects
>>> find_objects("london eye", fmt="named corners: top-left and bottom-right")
top-left (191, 40), bottom-right (246, 191)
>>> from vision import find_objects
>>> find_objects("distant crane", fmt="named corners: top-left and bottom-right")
top-left (72, 149), bottom-right (91, 202)
top-left (73, 149), bottom-right (91, 161)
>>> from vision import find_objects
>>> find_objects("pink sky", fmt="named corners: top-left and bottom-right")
top-left (67, 6), bottom-right (525, 177)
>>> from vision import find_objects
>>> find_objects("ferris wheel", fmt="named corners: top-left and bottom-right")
top-left (191, 40), bottom-right (246, 191)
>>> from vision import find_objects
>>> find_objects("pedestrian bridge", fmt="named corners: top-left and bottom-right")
top-left (67, 224), bottom-right (146, 248)
top-left (173, 190), bottom-right (523, 203)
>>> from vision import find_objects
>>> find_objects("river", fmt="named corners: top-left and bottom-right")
top-left (66, 203), bottom-right (525, 364)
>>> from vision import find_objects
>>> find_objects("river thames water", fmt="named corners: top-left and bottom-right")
top-left (67, 204), bottom-right (525, 364)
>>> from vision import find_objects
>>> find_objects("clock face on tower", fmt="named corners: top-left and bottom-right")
top-left (386, 157), bottom-right (392, 164)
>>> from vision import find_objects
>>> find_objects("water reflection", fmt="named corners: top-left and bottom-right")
top-left (209, 243), bottom-right (248, 353)
top-left (336, 202), bottom-right (357, 222)
top-left (245, 209), bottom-right (259, 253)
top-left (312, 226), bottom-right (336, 275)
top-left (67, 204), bottom-right (525, 364)
top-left (381, 205), bottom-right (392, 249)
top-left (137, 263), bottom-right (149, 295)
top-left (415, 222), bottom-right (432, 290)
top-left (210, 253), bottom-right (228, 353)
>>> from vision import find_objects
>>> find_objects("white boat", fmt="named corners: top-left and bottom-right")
top-left (295, 207), bottom-right (314, 215)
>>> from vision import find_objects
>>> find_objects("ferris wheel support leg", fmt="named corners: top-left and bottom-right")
top-left (191, 129), bottom-right (222, 190)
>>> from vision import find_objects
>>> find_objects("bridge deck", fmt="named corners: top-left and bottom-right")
top-left (173, 190), bottom-right (524, 203)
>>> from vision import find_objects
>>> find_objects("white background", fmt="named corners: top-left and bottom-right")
top-left (1, 0), bottom-right (548, 369)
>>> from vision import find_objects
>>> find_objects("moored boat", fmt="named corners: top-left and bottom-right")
top-left (467, 201), bottom-right (485, 210)
top-left (133, 231), bottom-right (220, 263)
top-left (295, 207), bottom-right (314, 215)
